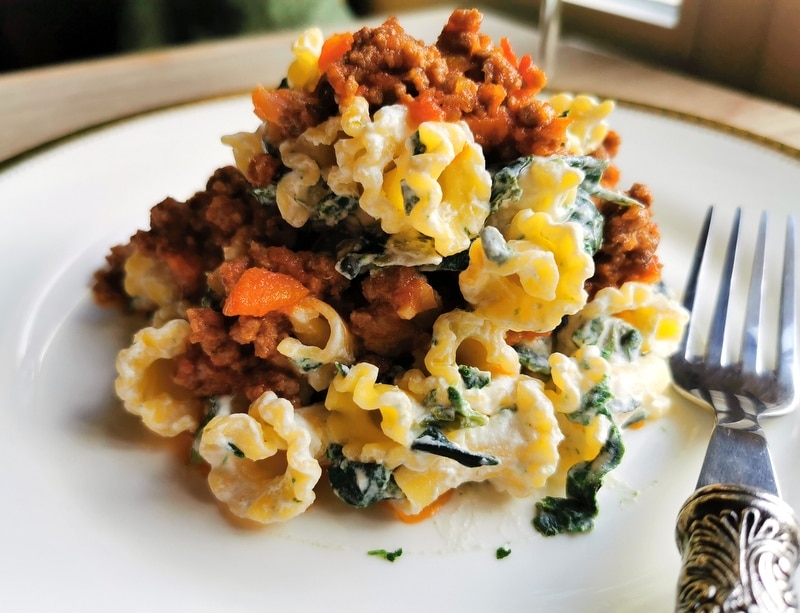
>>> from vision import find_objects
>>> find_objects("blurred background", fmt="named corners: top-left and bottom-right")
top-left (1, 0), bottom-right (798, 108)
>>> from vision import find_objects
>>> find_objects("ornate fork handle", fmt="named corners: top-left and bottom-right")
top-left (676, 483), bottom-right (800, 613)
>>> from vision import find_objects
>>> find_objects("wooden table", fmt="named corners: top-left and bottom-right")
top-left (1, 6), bottom-right (799, 163)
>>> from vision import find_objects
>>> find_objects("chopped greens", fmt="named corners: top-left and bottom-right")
top-left (327, 445), bottom-right (402, 507)
top-left (495, 544), bottom-right (512, 559)
top-left (436, 249), bottom-right (471, 272)
top-left (532, 378), bottom-right (625, 536)
top-left (227, 442), bottom-right (246, 459)
top-left (513, 336), bottom-right (553, 376)
top-left (368, 548), bottom-right (403, 562)
top-left (488, 155), bottom-right (532, 213)
top-left (411, 130), bottom-right (426, 155)
top-left (400, 179), bottom-right (419, 214)
top-left (571, 316), bottom-right (643, 361)
top-left (251, 184), bottom-right (278, 207)
top-left (411, 426), bottom-right (499, 468)
top-left (568, 377), bottom-right (613, 426)
top-left (314, 193), bottom-right (358, 225)
top-left (422, 386), bottom-right (488, 429)
top-left (488, 153), bottom-right (643, 256)
top-left (458, 365), bottom-right (491, 389)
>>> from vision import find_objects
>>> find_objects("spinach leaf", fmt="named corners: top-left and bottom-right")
top-left (568, 190), bottom-right (605, 255)
top-left (411, 426), bottom-right (499, 468)
top-left (532, 378), bottom-right (625, 536)
top-left (563, 155), bottom-right (642, 208)
top-left (436, 250), bottom-right (470, 272)
top-left (489, 156), bottom-right (533, 213)
top-left (326, 444), bottom-right (402, 508)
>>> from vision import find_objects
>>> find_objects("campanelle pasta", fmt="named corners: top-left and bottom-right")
top-left (94, 9), bottom-right (689, 534)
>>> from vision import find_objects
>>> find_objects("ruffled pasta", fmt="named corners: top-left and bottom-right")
top-left (384, 120), bottom-right (491, 256)
top-left (392, 374), bottom-right (563, 514)
top-left (123, 250), bottom-right (180, 312)
top-left (558, 281), bottom-right (690, 358)
top-left (490, 155), bottom-right (584, 230)
top-left (424, 309), bottom-right (520, 386)
top-left (115, 319), bottom-right (203, 437)
top-left (460, 210), bottom-right (593, 331)
top-left (286, 28), bottom-right (324, 92)
top-left (276, 114), bottom-right (343, 227)
top-left (277, 296), bottom-right (356, 391)
top-left (548, 93), bottom-right (615, 155)
top-left (331, 97), bottom-right (414, 233)
top-left (325, 362), bottom-right (423, 451)
top-left (546, 345), bottom-right (612, 469)
top-left (198, 392), bottom-right (325, 523)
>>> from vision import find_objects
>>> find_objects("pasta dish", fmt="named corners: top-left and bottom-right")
top-left (92, 9), bottom-right (688, 535)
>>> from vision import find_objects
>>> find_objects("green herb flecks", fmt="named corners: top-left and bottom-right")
top-left (293, 356), bottom-right (323, 373)
top-left (368, 548), bottom-right (403, 562)
top-left (411, 131), bottom-right (427, 155)
top-left (496, 544), bottom-right (512, 559)
top-left (227, 442), bottom-right (246, 459)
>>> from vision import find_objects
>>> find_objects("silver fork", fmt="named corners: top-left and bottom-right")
top-left (670, 206), bottom-right (800, 612)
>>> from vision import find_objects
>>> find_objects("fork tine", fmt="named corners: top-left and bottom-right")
top-left (777, 215), bottom-right (797, 389)
top-left (741, 212), bottom-right (768, 373)
top-left (706, 208), bottom-right (742, 366)
top-left (677, 206), bottom-right (714, 359)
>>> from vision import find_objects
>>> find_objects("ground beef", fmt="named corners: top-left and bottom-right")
top-left (586, 183), bottom-right (662, 297)
top-left (320, 8), bottom-right (566, 162)
top-left (91, 165), bottom-right (297, 310)
top-left (350, 267), bottom-right (441, 358)
top-left (173, 307), bottom-right (305, 405)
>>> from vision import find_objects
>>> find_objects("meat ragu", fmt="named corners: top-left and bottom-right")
top-left (92, 8), bottom-right (687, 532)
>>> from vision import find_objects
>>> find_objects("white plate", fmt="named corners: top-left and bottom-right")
top-left (1, 96), bottom-right (798, 613)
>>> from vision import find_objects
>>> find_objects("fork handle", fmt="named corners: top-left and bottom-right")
top-left (675, 483), bottom-right (800, 612)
